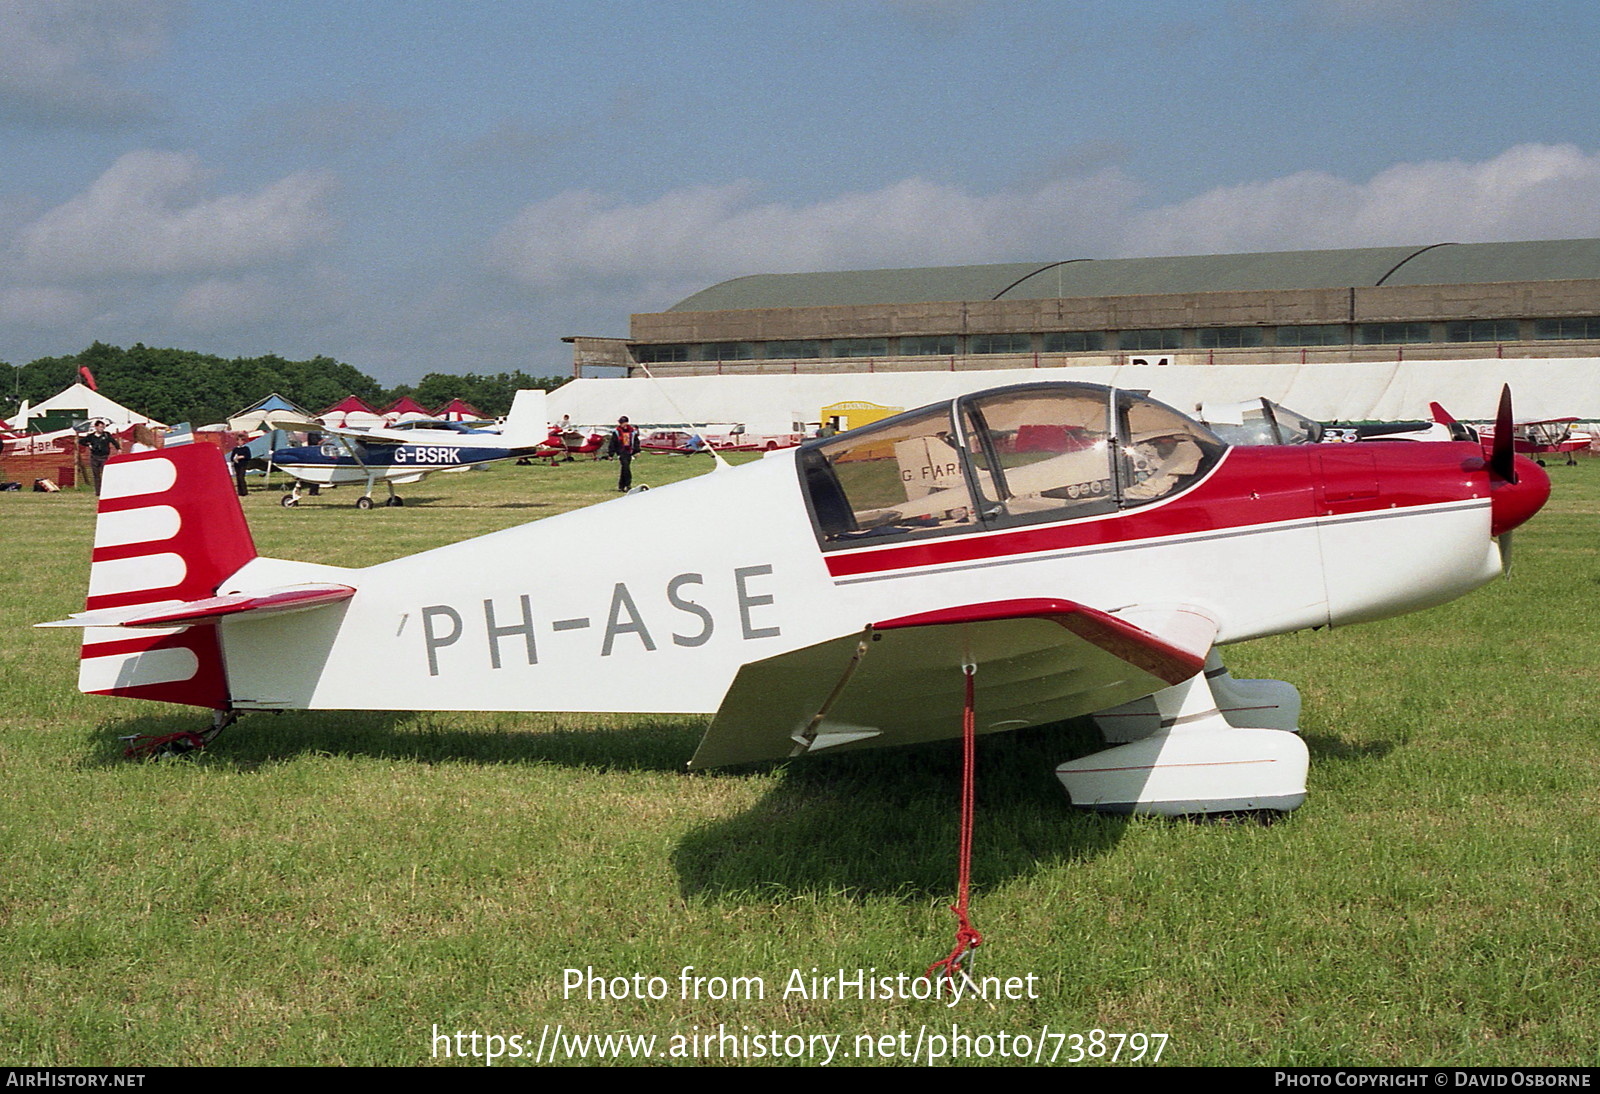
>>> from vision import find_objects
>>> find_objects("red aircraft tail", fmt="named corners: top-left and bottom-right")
top-left (76, 445), bottom-right (257, 709)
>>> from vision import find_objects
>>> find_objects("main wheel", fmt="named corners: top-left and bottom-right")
top-left (386, 496), bottom-right (404, 507)
top-left (280, 495), bottom-right (298, 508)
top-left (356, 496), bottom-right (374, 510)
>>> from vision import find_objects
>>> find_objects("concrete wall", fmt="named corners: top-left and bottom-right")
top-left (632, 278), bottom-right (1600, 344)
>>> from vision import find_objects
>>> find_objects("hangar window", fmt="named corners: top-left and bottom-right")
top-left (1197, 327), bottom-right (1264, 348)
top-left (902, 336), bottom-right (958, 356)
top-left (1357, 323), bottom-right (1432, 345)
top-left (1043, 331), bottom-right (1105, 353)
top-left (700, 342), bottom-right (754, 361)
top-left (833, 338), bottom-right (889, 357)
top-left (971, 333), bottom-right (1033, 354)
top-left (635, 344), bottom-right (689, 363)
top-left (1534, 317), bottom-right (1600, 340)
top-left (1119, 329), bottom-right (1184, 351)
top-left (1445, 320), bottom-right (1521, 342)
top-left (1277, 324), bottom-right (1349, 346)
top-left (764, 340), bottom-right (820, 359)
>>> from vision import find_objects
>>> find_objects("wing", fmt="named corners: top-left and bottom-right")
top-left (322, 424), bottom-right (402, 446)
top-left (689, 598), bottom-right (1217, 768)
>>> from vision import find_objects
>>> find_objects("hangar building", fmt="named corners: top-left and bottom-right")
top-left (566, 238), bottom-right (1600, 378)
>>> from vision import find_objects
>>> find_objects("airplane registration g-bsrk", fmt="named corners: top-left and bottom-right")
top-left (42, 381), bottom-right (1549, 816)
top-left (269, 389), bottom-right (550, 508)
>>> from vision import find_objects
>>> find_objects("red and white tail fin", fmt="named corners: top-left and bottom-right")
top-left (77, 446), bottom-right (257, 709)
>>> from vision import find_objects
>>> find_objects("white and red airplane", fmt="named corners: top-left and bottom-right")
top-left (39, 381), bottom-right (1548, 816)
top-left (1431, 401), bottom-right (1592, 466)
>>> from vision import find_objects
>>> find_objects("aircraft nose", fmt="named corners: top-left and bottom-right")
top-left (1490, 454), bottom-right (1551, 536)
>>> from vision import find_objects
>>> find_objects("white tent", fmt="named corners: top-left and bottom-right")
top-left (7, 383), bottom-right (166, 430)
top-left (546, 358), bottom-right (1600, 429)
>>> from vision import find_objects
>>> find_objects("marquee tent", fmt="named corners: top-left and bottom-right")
top-left (6, 383), bottom-right (166, 431)
top-left (318, 395), bottom-right (383, 430)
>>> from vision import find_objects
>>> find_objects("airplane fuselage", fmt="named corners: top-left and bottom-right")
top-left (50, 380), bottom-right (1549, 811)
top-left (219, 439), bottom-right (1511, 716)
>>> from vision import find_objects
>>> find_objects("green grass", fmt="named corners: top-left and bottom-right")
top-left (3, 452), bottom-right (1599, 1066)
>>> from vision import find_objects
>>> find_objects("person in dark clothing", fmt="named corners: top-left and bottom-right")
top-left (231, 443), bottom-right (252, 496)
top-left (77, 420), bottom-right (119, 496)
top-left (608, 416), bottom-right (641, 491)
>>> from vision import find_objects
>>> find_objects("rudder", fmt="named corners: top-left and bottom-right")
top-left (77, 445), bottom-right (257, 709)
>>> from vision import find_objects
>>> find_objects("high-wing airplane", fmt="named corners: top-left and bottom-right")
top-left (270, 390), bottom-right (550, 508)
top-left (1431, 401), bottom-right (1589, 465)
top-left (40, 381), bottom-right (1548, 816)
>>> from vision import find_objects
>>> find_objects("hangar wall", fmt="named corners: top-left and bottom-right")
top-left (569, 239), bottom-right (1600, 379)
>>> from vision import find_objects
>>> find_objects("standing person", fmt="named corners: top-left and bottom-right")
top-left (231, 441), bottom-right (252, 496)
top-left (78, 420), bottom-right (120, 496)
top-left (609, 415), bottom-right (641, 491)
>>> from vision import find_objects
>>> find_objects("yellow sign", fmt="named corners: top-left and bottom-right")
top-left (819, 400), bottom-right (902, 433)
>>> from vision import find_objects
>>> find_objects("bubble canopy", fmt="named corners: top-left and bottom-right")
top-left (798, 383), bottom-right (1226, 549)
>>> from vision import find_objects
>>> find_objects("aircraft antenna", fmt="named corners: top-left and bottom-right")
top-left (636, 362), bottom-right (733, 471)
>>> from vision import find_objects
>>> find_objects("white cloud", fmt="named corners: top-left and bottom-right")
top-left (0, 0), bottom-right (178, 128)
top-left (15, 150), bottom-right (339, 279)
top-left (487, 142), bottom-right (1600, 317)
top-left (488, 172), bottom-right (1140, 295)
top-left (1125, 143), bottom-right (1600, 255)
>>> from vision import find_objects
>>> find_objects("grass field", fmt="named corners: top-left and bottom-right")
top-left (2, 450), bottom-right (1598, 1067)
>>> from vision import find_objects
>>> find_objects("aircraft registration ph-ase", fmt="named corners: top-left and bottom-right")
top-left (41, 381), bottom-right (1548, 817)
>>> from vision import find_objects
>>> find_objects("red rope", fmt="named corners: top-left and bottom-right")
top-left (927, 664), bottom-right (983, 984)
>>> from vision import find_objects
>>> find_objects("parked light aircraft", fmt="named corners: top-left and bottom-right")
top-left (1201, 397), bottom-right (1475, 446)
top-left (270, 390), bottom-right (549, 508)
top-left (1430, 400), bottom-right (1594, 465)
top-left (41, 381), bottom-right (1548, 815)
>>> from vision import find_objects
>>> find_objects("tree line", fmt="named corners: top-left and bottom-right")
top-left (0, 342), bottom-right (569, 427)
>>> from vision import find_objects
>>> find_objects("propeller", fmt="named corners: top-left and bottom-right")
top-left (1484, 384), bottom-right (1551, 569)
top-left (1489, 383), bottom-right (1517, 485)
top-left (1489, 385), bottom-right (1519, 574)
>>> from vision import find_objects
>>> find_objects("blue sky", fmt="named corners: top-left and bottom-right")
top-left (3, 0), bottom-right (1599, 384)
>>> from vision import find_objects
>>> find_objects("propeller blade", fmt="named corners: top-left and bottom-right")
top-left (1490, 384), bottom-right (1517, 484)
top-left (1498, 530), bottom-right (1514, 575)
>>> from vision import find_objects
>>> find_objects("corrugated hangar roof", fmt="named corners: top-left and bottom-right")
top-left (667, 262), bottom-right (1054, 311)
top-left (664, 238), bottom-right (1600, 311)
top-left (1380, 238), bottom-right (1600, 285)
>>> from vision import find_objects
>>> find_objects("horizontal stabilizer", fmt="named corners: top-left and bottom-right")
top-left (38, 583), bottom-right (355, 630)
top-left (692, 598), bottom-right (1216, 768)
